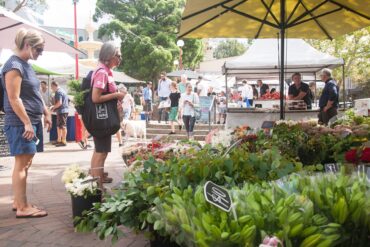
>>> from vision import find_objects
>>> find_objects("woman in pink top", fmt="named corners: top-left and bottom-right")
top-left (90, 42), bottom-right (125, 187)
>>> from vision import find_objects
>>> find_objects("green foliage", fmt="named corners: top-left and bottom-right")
top-left (75, 145), bottom-right (302, 243)
top-left (154, 172), bottom-right (369, 247)
top-left (94, 0), bottom-right (203, 82)
top-left (213, 39), bottom-right (247, 59)
top-left (67, 79), bottom-right (86, 107)
top-left (307, 27), bottom-right (370, 84)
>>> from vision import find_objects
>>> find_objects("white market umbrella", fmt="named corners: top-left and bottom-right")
top-left (0, 6), bottom-right (84, 55)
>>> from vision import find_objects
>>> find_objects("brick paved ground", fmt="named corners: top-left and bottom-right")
top-left (0, 140), bottom-right (149, 247)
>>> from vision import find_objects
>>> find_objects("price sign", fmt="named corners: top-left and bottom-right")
top-left (204, 181), bottom-right (232, 212)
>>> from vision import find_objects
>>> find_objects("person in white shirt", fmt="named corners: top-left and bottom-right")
top-left (180, 83), bottom-right (199, 140)
top-left (157, 72), bottom-right (171, 123)
top-left (241, 80), bottom-right (254, 106)
top-left (196, 76), bottom-right (209, 97)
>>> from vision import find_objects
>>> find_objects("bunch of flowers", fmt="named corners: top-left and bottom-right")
top-left (275, 119), bottom-right (298, 127)
top-left (345, 146), bottom-right (370, 164)
top-left (62, 164), bottom-right (99, 198)
top-left (65, 176), bottom-right (98, 197)
top-left (211, 129), bottom-right (234, 148)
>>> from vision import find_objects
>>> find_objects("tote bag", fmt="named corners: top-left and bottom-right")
top-left (82, 74), bottom-right (120, 138)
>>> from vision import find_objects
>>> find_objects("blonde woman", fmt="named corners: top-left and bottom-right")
top-left (2, 28), bottom-right (51, 218)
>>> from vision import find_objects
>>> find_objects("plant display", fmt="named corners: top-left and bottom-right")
top-left (76, 145), bottom-right (302, 243)
top-left (62, 164), bottom-right (99, 198)
top-left (153, 172), bottom-right (369, 247)
top-left (75, 110), bottom-right (370, 246)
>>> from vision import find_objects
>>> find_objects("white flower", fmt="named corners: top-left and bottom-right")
top-left (65, 175), bottom-right (98, 197)
top-left (275, 120), bottom-right (298, 127)
top-left (211, 129), bottom-right (233, 147)
top-left (62, 164), bottom-right (85, 184)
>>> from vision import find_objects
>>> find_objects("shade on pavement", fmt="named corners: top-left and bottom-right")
top-left (0, 6), bottom-right (84, 55)
top-left (179, 0), bottom-right (370, 119)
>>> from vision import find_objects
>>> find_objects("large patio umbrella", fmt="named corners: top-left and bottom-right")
top-left (0, 6), bottom-right (83, 55)
top-left (179, 0), bottom-right (370, 119)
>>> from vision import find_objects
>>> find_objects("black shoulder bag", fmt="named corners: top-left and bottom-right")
top-left (82, 75), bottom-right (120, 138)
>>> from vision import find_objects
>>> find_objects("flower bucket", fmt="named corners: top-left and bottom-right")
top-left (71, 190), bottom-right (102, 223)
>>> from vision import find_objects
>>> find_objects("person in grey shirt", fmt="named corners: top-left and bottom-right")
top-left (40, 80), bottom-right (52, 106)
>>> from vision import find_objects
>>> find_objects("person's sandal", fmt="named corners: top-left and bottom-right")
top-left (16, 208), bottom-right (48, 218)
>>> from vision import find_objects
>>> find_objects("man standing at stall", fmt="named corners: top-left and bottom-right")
top-left (50, 81), bottom-right (69, 146)
top-left (318, 69), bottom-right (339, 125)
top-left (143, 81), bottom-right (153, 123)
top-left (288, 72), bottom-right (312, 109)
top-left (257, 79), bottom-right (269, 97)
top-left (241, 80), bottom-right (254, 106)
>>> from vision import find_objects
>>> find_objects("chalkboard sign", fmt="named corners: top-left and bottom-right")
top-left (204, 181), bottom-right (232, 212)
top-left (0, 114), bottom-right (10, 157)
top-left (198, 96), bottom-right (213, 123)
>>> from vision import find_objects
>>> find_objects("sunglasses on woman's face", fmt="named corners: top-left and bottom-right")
top-left (33, 46), bottom-right (44, 54)
top-left (115, 54), bottom-right (122, 60)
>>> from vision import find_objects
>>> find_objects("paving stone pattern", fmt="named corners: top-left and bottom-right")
top-left (0, 140), bottom-right (149, 247)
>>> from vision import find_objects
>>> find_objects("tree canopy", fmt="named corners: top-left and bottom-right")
top-left (213, 39), bottom-right (248, 59)
top-left (307, 27), bottom-right (370, 86)
top-left (0, 0), bottom-right (48, 13)
top-left (94, 0), bottom-right (203, 82)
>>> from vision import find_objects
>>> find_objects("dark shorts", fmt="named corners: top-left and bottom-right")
top-left (57, 113), bottom-right (68, 128)
top-left (93, 135), bottom-right (112, 153)
top-left (144, 100), bottom-right (152, 112)
top-left (4, 122), bottom-right (44, 156)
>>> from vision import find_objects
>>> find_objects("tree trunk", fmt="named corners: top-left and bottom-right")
top-left (12, 0), bottom-right (27, 13)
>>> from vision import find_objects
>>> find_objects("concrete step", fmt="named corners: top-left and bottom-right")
top-left (147, 133), bottom-right (205, 141)
top-left (146, 128), bottom-right (210, 135)
top-left (147, 122), bottom-right (224, 131)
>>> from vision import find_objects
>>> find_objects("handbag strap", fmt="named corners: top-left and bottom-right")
top-left (90, 67), bottom-right (109, 93)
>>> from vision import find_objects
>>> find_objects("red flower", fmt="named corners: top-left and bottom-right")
top-left (345, 149), bottom-right (358, 163)
top-left (361, 147), bottom-right (370, 163)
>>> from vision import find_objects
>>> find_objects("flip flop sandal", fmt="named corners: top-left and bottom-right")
top-left (16, 208), bottom-right (48, 218)
top-left (12, 204), bottom-right (43, 212)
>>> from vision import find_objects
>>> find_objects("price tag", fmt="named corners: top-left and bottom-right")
top-left (204, 181), bottom-right (232, 212)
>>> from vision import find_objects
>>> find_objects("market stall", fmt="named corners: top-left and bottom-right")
top-left (223, 39), bottom-right (344, 129)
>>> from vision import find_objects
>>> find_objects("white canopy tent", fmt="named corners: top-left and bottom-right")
top-left (224, 39), bottom-right (344, 79)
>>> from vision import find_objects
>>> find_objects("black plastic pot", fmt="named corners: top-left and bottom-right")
top-left (150, 234), bottom-right (181, 247)
top-left (71, 191), bottom-right (102, 223)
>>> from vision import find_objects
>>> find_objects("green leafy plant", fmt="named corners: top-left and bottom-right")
top-left (76, 145), bottom-right (302, 243)
top-left (67, 79), bottom-right (87, 107)
top-left (154, 172), bottom-right (369, 247)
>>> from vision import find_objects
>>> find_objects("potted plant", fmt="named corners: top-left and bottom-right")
top-left (62, 164), bottom-right (101, 225)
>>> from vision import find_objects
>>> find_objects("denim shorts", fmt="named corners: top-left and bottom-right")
top-left (4, 122), bottom-right (44, 156)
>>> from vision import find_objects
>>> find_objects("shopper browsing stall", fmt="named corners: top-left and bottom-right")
top-left (50, 81), bottom-right (69, 146)
top-left (318, 68), bottom-right (339, 125)
top-left (2, 28), bottom-right (51, 218)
